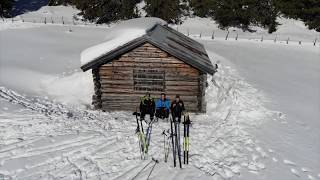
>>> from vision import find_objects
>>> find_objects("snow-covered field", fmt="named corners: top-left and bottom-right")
top-left (1, 5), bottom-right (319, 180)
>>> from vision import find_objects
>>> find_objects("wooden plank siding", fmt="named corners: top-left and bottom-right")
top-left (95, 43), bottom-right (203, 112)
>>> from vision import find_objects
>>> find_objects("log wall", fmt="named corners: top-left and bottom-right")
top-left (94, 43), bottom-right (205, 112)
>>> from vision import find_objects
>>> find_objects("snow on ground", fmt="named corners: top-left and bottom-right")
top-left (175, 17), bottom-right (319, 43)
top-left (0, 61), bottom-right (275, 179)
top-left (16, 5), bottom-right (80, 25)
top-left (1, 5), bottom-right (320, 180)
top-left (0, 21), bottom-right (41, 31)
top-left (200, 38), bottom-right (320, 180)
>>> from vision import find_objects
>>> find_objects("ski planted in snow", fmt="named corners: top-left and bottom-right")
top-left (170, 117), bottom-right (176, 167)
top-left (174, 116), bottom-right (182, 168)
top-left (162, 130), bottom-right (171, 162)
top-left (183, 114), bottom-right (191, 164)
top-left (133, 110), bottom-right (155, 160)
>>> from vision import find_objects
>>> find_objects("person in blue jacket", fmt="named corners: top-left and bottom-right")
top-left (155, 93), bottom-right (170, 119)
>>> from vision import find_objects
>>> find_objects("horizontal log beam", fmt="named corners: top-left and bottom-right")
top-left (99, 80), bottom-right (198, 86)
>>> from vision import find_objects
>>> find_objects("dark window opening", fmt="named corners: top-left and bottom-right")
top-left (133, 69), bottom-right (165, 92)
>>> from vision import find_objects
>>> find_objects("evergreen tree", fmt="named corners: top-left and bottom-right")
top-left (276, 0), bottom-right (320, 32)
top-left (144, 0), bottom-right (185, 24)
top-left (0, 0), bottom-right (13, 17)
top-left (189, 0), bottom-right (213, 17)
top-left (120, 0), bottom-right (141, 20)
top-left (48, 0), bottom-right (71, 6)
top-left (189, 0), bottom-right (279, 33)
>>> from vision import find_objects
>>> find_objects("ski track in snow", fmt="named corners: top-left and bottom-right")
top-left (0, 61), bottom-right (276, 179)
top-left (0, 65), bottom-right (319, 179)
top-left (2, 61), bottom-right (318, 179)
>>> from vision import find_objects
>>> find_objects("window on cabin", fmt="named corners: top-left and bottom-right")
top-left (133, 69), bottom-right (165, 92)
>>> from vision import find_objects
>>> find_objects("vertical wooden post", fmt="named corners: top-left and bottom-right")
top-left (211, 30), bottom-right (215, 40)
top-left (92, 68), bottom-right (102, 109)
top-left (199, 32), bottom-right (202, 38)
top-left (235, 33), bottom-right (238, 40)
top-left (274, 35), bottom-right (277, 43)
top-left (225, 31), bottom-right (229, 40)
top-left (51, 17), bottom-right (54, 24)
top-left (44, 17), bottom-right (46, 24)
top-left (261, 35), bottom-right (263, 42)
top-left (286, 37), bottom-right (289, 44)
top-left (314, 38), bottom-right (317, 46)
top-left (62, 16), bottom-right (64, 24)
top-left (199, 74), bottom-right (207, 113)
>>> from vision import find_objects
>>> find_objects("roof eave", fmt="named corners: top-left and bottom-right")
top-left (81, 36), bottom-right (149, 72)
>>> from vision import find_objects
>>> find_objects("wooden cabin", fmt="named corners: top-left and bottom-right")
top-left (81, 24), bottom-right (216, 113)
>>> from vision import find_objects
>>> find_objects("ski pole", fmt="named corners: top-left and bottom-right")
top-left (147, 158), bottom-right (159, 180)
top-left (170, 117), bottom-right (176, 167)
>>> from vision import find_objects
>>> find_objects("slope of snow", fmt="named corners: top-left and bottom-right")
top-left (201, 38), bottom-right (320, 180)
top-left (0, 21), bottom-right (41, 31)
top-left (174, 17), bottom-right (319, 43)
top-left (17, 5), bottom-right (80, 24)
top-left (80, 17), bottom-right (166, 66)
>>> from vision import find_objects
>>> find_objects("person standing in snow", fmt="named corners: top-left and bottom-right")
top-left (171, 95), bottom-right (185, 123)
top-left (140, 92), bottom-right (155, 121)
top-left (155, 93), bottom-right (171, 119)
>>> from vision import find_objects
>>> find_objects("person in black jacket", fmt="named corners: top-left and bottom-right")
top-left (171, 95), bottom-right (185, 123)
top-left (140, 92), bottom-right (155, 121)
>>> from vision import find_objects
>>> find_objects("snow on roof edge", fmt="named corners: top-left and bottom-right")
top-left (80, 17), bottom-right (167, 67)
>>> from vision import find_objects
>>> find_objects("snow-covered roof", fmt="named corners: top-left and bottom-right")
top-left (80, 18), bottom-right (216, 74)
top-left (80, 17), bottom-right (167, 66)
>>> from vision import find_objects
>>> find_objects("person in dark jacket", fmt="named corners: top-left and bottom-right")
top-left (140, 92), bottom-right (155, 120)
top-left (155, 93), bottom-right (170, 119)
top-left (171, 95), bottom-right (185, 123)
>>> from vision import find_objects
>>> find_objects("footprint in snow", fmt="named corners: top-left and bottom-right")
top-left (255, 146), bottom-right (268, 158)
top-left (290, 168), bottom-right (300, 177)
top-left (272, 157), bottom-right (278, 162)
top-left (283, 159), bottom-right (296, 166)
top-left (301, 167), bottom-right (311, 173)
top-left (267, 149), bottom-right (274, 153)
top-left (307, 175), bottom-right (315, 180)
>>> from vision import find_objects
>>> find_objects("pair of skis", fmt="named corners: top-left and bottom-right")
top-left (183, 114), bottom-right (191, 164)
top-left (170, 116), bottom-right (182, 168)
top-left (166, 114), bottom-right (191, 168)
top-left (134, 112), bottom-right (154, 160)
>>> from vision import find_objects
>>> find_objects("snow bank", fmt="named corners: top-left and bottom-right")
top-left (175, 16), bottom-right (319, 42)
top-left (19, 5), bottom-right (80, 20)
top-left (0, 21), bottom-right (40, 31)
top-left (41, 71), bottom-right (93, 108)
top-left (80, 17), bottom-right (167, 66)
